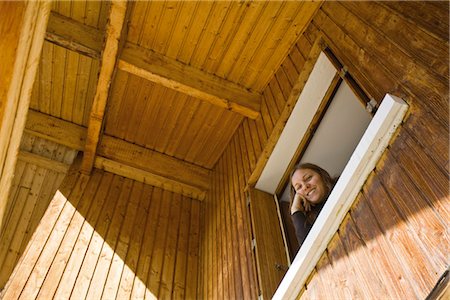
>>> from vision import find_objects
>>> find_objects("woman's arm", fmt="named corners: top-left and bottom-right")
top-left (291, 211), bottom-right (313, 246)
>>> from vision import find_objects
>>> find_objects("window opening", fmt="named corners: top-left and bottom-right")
top-left (277, 75), bottom-right (372, 260)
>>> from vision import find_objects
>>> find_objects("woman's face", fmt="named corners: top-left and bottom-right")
top-left (291, 168), bottom-right (327, 204)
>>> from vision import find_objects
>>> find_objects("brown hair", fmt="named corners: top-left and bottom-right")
top-left (289, 163), bottom-right (336, 221)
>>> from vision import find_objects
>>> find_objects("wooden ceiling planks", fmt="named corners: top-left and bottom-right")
top-left (20, 0), bottom-right (322, 197)
top-left (99, 1), bottom-right (323, 170)
top-left (125, 1), bottom-right (319, 92)
top-left (29, 41), bottom-right (99, 127)
top-left (104, 75), bottom-right (243, 169)
top-left (51, 0), bottom-right (109, 30)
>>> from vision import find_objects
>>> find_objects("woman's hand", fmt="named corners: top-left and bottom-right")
top-left (291, 193), bottom-right (311, 215)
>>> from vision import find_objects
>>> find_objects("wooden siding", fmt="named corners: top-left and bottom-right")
top-left (297, 2), bottom-right (449, 299)
top-left (1, 163), bottom-right (201, 299)
top-left (0, 134), bottom-right (76, 289)
top-left (201, 2), bottom-right (448, 299)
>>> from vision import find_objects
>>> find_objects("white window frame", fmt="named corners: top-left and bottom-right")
top-left (270, 63), bottom-right (409, 298)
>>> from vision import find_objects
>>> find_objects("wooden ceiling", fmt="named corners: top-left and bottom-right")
top-left (25, 1), bottom-right (321, 199)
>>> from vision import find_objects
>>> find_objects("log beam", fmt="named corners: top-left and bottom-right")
top-left (97, 135), bottom-right (210, 191)
top-left (81, 1), bottom-right (127, 174)
top-left (45, 11), bottom-right (102, 59)
top-left (25, 110), bottom-right (210, 200)
top-left (24, 110), bottom-right (87, 151)
top-left (119, 42), bottom-right (261, 119)
top-left (18, 151), bottom-right (70, 173)
top-left (94, 157), bottom-right (206, 200)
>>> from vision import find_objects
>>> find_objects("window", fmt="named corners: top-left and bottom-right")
top-left (252, 51), bottom-right (408, 299)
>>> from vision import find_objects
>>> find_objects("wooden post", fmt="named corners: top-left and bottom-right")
top-left (0, 1), bottom-right (51, 233)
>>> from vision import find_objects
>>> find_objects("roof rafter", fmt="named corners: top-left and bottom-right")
top-left (80, 0), bottom-right (128, 174)
top-left (119, 42), bottom-right (262, 119)
top-left (45, 11), bottom-right (102, 59)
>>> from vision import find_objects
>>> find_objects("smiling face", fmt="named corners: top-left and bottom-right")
top-left (291, 168), bottom-right (327, 205)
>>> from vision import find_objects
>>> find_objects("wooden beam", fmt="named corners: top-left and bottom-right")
top-left (81, 1), bottom-right (127, 174)
top-left (24, 110), bottom-right (210, 197)
top-left (0, 1), bottom-right (51, 234)
top-left (18, 151), bottom-right (70, 173)
top-left (118, 42), bottom-right (261, 119)
top-left (94, 157), bottom-right (206, 200)
top-left (25, 110), bottom-right (86, 151)
top-left (45, 11), bottom-right (102, 59)
top-left (97, 135), bottom-right (210, 191)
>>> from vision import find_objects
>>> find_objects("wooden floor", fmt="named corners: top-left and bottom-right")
top-left (1, 164), bottom-right (200, 299)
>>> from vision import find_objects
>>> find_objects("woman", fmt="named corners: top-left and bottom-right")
top-left (289, 163), bottom-right (337, 246)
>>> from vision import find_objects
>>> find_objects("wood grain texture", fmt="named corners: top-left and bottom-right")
top-left (2, 169), bottom-right (201, 299)
top-left (81, 1), bottom-right (127, 174)
top-left (29, 42), bottom-right (99, 127)
top-left (0, 1), bottom-right (51, 237)
top-left (104, 71), bottom-right (244, 169)
top-left (45, 11), bottom-right (102, 59)
top-left (316, 2), bottom-right (448, 127)
top-left (200, 130), bottom-right (259, 299)
top-left (119, 42), bottom-right (261, 119)
top-left (298, 4), bottom-right (448, 298)
top-left (25, 109), bottom-right (87, 151)
top-left (0, 1), bottom-right (25, 126)
top-left (126, 1), bottom-right (320, 92)
top-left (2, 2), bottom-right (448, 299)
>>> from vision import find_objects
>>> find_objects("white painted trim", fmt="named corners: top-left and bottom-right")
top-left (255, 52), bottom-right (337, 193)
top-left (273, 94), bottom-right (408, 299)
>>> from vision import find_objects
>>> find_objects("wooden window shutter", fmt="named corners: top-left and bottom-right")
top-left (248, 188), bottom-right (288, 299)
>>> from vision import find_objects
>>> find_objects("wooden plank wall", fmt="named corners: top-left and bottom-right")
top-left (297, 2), bottom-right (449, 299)
top-left (1, 164), bottom-right (201, 299)
top-left (200, 28), bottom-right (318, 299)
top-left (0, 134), bottom-right (76, 289)
top-left (201, 2), bottom-right (448, 299)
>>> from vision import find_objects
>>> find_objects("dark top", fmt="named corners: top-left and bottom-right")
top-left (291, 201), bottom-right (326, 246)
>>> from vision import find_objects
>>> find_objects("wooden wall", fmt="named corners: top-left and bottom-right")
top-left (200, 25), bottom-right (319, 299)
top-left (201, 1), bottom-right (448, 299)
top-left (0, 1), bottom-right (25, 124)
top-left (0, 134), bottom-right (76, 289)
top-left (1, 163), bottom-right (201, 299)
top-left (299, 2), bottom-right (448, 299)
